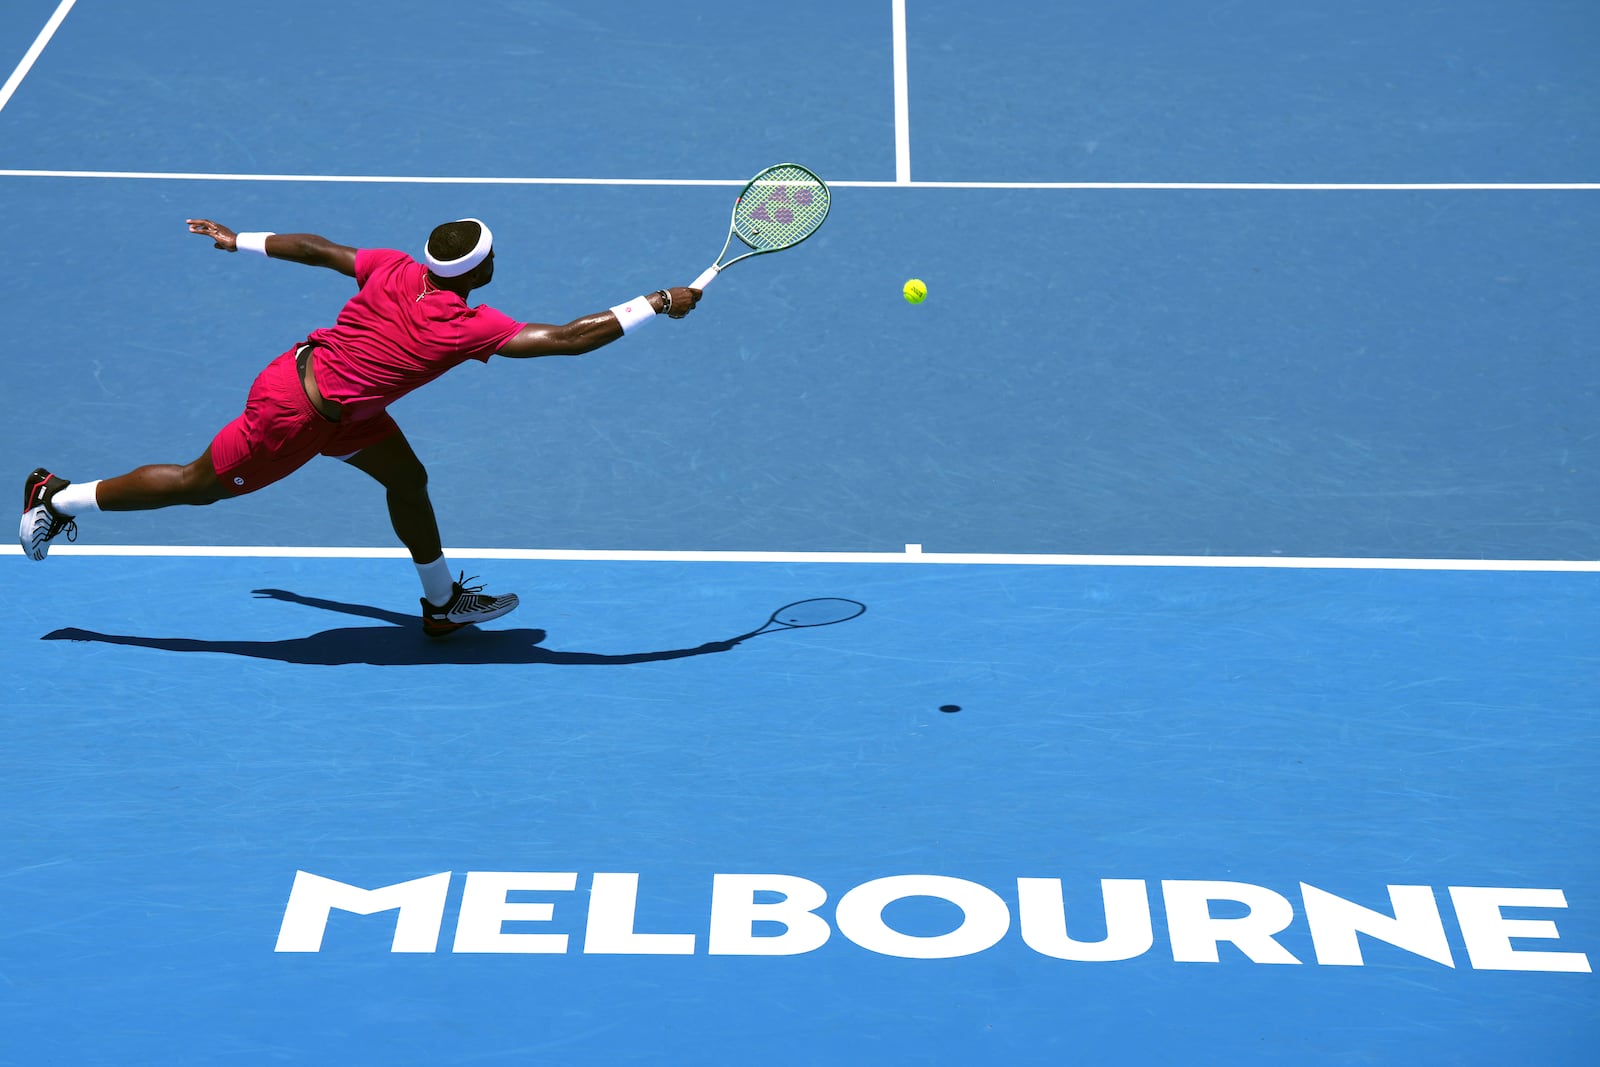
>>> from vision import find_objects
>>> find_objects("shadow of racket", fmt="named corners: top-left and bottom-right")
top-left (726, 598), bottom-right (866, 646)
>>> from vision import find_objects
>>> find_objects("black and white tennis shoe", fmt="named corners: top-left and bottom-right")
top-left (421, 573), bottom-right (519, 637)
top-left (19, 468), bottom-right (77, 561)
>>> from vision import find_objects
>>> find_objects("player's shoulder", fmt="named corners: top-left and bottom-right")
top-left (354, 247), bottom-right (420, 285)
top-left (468, 302), bottom-right (522, 326)
top-left (357, 247), bottom-right (416, 270)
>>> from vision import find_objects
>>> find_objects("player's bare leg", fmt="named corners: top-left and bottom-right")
top-left (344, 433), bottom-right (442, 564)
top-left (96, 450), bottom-right (229, 510)
top-left (20, 449), bottom-right (226, 560)
top-left (344, 431), bottom-right (517, 637)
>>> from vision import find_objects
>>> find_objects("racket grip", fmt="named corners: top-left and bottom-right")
top-left (691, 265), bottom-right (718, 291)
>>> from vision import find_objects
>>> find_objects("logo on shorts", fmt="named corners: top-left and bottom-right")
top-left (234, 477), bottom-right (245, 486)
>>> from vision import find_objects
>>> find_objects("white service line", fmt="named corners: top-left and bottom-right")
top-left (889, 181), bottom-right (1600, 191)
top-left (6, 544), bottom-right (1597, 572)
top-left (0, 169), bottom-right (752, 186)
top-left (0, 0), bottom-right (76, 115)
top-left (0, 169), bottom-right (1594, 191)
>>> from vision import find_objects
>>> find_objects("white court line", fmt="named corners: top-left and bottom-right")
top-left (0, 169), bottom-right (754, 186)
top-left (0, 0), bottom-right (76, 115)
top-left (5, 544), bottom-right (1597, 572)
top-left (892, 0), bottom-right (911, 184)
top-left (0, 169), bottom-right (1595, 190)
top-left (0, 0), bottom-right (1591, 193)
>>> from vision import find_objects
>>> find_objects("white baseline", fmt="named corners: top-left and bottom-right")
top-left (2, 544), bottom-right (1596, 572)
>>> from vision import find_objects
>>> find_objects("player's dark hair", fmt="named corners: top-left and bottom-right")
top-left (427, 220), bottom-right (483, 263)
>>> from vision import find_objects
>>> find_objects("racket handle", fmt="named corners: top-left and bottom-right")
top-left (691, 265), bottom-right (719, 291)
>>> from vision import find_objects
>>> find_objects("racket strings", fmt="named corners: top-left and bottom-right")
top-left (733, 165), bottom-right (830, 251)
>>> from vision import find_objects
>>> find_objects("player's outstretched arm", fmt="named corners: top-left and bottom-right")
top-left (186, 219), bottom-right (358, 277)
top-left (497, 285), bottom-right (701, 359)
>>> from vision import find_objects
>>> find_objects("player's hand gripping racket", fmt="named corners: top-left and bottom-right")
top-left (692, 163), bottom-right (831, 291)
top-left (725, 598), bottom-right (865, 646)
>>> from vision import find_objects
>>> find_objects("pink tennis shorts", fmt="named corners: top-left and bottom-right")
top-left (209, 348), bottom-right (400, 497)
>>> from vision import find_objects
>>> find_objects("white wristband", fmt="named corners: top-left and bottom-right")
top-left (609, 294), bottom-right (658, 334)
top-left (236, 231), bottom-right (274, 256)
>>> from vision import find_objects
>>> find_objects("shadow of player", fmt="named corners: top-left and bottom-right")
top-left (41, 588), bottom-right (738, 667)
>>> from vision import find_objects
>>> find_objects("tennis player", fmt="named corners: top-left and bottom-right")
top-left (21, 217), bottom-right (701, 637)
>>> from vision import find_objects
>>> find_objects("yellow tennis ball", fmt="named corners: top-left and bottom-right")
top-left (903, 278), bottom-right (927, 304)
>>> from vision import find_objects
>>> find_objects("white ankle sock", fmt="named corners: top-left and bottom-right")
top-left (50, 480), bottom-right (101, 516)
top-left (416, 555), bottom-right (455, 606)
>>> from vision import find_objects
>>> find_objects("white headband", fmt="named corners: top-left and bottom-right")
top-left (424, 218), bottom-right (493, 277)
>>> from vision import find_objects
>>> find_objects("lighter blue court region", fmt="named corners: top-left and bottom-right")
top-left (5, 557), bottom-right (1598, 1063)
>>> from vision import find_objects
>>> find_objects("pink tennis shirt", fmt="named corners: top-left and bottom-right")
top-left (305, 248), bottom-right (525, 423)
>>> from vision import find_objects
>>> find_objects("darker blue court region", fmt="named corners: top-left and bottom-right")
top-left (0, 178), bottom-right (1595, 559)
top-left (910, 0), bottom-right (1600, 183)
top-left (0, 0), bottom-right (895, 181)
top-left (0, 1), bottom-right (60, 58)
top-left (1, 1), bottom-right (1596, 1064)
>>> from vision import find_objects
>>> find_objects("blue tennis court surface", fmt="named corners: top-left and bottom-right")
top-left (3, 2), bottom-right (1597, 1063)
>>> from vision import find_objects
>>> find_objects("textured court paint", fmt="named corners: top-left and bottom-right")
top-left (4, 557), bottom-right (1596, 1063)
top-left (0, 0), bottom-right (74, 114)
top-left (0, 180), bottom-right (1594, 560)
top-left (0, 0), bottom-right (893, 179)
top-left (909, 0), bottom-right (1600, 183)
top-left (2, 1), bottom-right (1595, 1063)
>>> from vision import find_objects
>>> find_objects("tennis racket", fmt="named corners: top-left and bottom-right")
top-left (727, 598), bottom-right (865, 645)
top-left (691, 163), bottom-right (831, 291)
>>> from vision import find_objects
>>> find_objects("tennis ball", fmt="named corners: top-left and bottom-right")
top-left (903, 278), bottom-right (927, 304)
